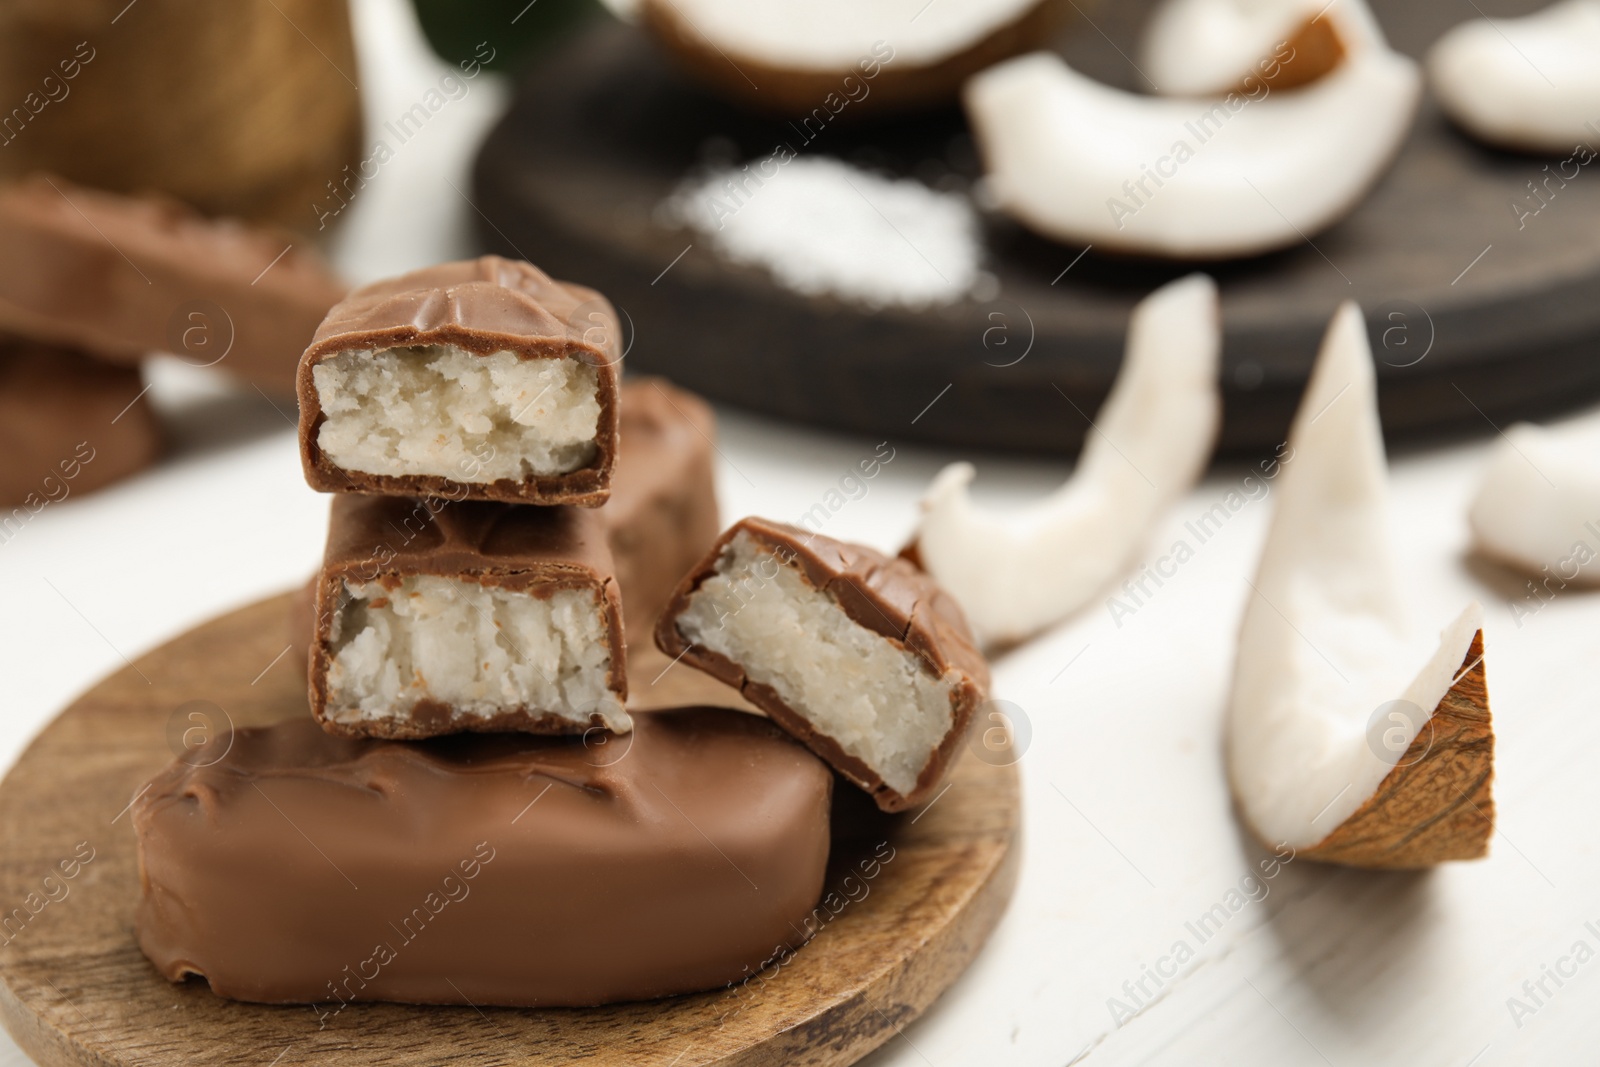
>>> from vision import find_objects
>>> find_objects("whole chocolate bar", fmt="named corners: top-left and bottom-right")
top-left (0, 339), bottom-right (162, 510)
top-left (657, 517), bottom-right (990, 812)
top-left (608, 377), bottom-right (720, 637)
top-left (310, 495), bottom-right (628, 739)
top-left (0, 175), bottom-right (346, 395)
top-left (297, 256), bottom-right (621, 507)
top-left (133, 710), bottom-right (832, 1008)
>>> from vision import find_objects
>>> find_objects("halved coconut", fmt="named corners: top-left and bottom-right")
top-left (905, 273), bottom-right (1220, 648)
top-left (1140, 0), bottom-right (1386, 96)
top-left (1469, 422), bottom-right (1600, 586)
top-left (1228, 302), bottom-right (1494, 868)
top-left (963, 48), bottom-right (1420, 258)
top-left (620, 0), bottom-right (1069, 116)
top-left (1428, 0), bottom-right (1600, 154)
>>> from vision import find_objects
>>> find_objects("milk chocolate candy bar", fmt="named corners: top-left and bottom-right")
top-left (607, 377), bottom-right (719, 637)
top-left (311, 494), bottom-right (628, 739)
top-left (0, 339), bottom-right (162, 510)
top-left (297, 256), bottom-right (621, 507)
top-left (133, 710), bottom-right (832, 1008)
top-left (0, 175), bottom-right (346, 394)
top-left (657, 517), bottom-right (990, 812)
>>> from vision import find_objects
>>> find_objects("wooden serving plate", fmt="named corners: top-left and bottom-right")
top-left (0, 593), bottom-right (1020, 1066)
top-left (473, 0), bottom-right (1600, 455)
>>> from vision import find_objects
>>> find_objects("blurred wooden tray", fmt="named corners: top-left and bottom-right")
top-left (473, 1), bottom-right (1600, 455)
top-left (0, 592), bottom-right (1020, 1066)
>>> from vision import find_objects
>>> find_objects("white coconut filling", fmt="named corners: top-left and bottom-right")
top-left (675, 532), bottom-right (956, 795)
top-left (326, 576), bottom-right (625, 731)
top-left (312, 346), bottom-right (601, 483)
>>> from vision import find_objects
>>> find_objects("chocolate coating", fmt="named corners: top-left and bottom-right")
top-left (310, 495), bottom-right (627, 739)
top-left (296, 256), bottom-right (622, 507)
top-left (0, 175), bottom-right (346, 394)
top-left (657, 517), bottom-right (990, 812)
top-left (132, 710), bottom-right (832, 1008)
top-left (609, 377), bottom-right (720, 638)
top-left (0, 339), bottom-right (162, 509)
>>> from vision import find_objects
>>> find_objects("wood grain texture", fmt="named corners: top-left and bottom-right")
top-left (472, 0), bottom-right (1600, 456)
top-left (1301, 631), bottom-right (1495, 868)
top-left (0, 591), bottom-right (1019, 1066)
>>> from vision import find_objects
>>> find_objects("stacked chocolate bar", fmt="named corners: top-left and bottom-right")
top-left (296, 256), bottom-right (632, 738)
top-left (131, 255), bottom-right (993, 1011)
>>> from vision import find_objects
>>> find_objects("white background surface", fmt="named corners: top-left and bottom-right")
top-left (3, 1), bottom-right (1599, 1064)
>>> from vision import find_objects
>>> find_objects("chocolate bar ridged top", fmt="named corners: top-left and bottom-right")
top-left (306, 254), bottom-right (619, 363)
top-left (320, 494), bottom-right (617, 587)
top-left (657, 517), bottom-right (989, 811)
top-left (132, 710), bottom-right (832, 1007)
top-left (0, 175), bottom-right (346, 393)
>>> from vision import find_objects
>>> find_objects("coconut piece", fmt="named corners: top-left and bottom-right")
top-left (1468, 422), bottom-right (1600, 586)
top-left (1140, 0), bottom-right (1386, 96)
top-left (1428, 0), bottom-right (1600, 154)
top-left (625, 0), bottom-right (1069, 116)
top-left (904, 274), bottom-right (1220, 649)
top-left (1228, 302), bottom-right (1493, 867)
top-left (962, 47), bottom-right (1419, 259)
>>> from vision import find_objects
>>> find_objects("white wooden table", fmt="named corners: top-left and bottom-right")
top-left (2, 1), bottom-right (1595, 1064)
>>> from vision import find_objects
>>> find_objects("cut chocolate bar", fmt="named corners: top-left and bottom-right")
top-left (657, 517), bottom-right (990, 812)
top-left (297, 256), bottom-right (621, 507)
top-left (607, 377), bottom-right (720, 637)
top-left (0, 339), bottom-right (162, 510)
top-left (132, 710), bottom-right (832, 1008)
top-left (310, 495), bottom-right (628, 739)
top-left (0, 175), bottom-right (346, 394)
top-left (288, 378), bottom-right (721, 672)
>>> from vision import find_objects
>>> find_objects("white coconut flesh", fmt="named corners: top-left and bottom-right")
top-left (1228, 302), bottom-right (1483, 851)
top-left (1428, 0), bottom-right (1600, 153)
top-left (1469, 422), bottom-right (1600, 584)
top-left (912, 273), bottom-right (1220, 647)
top-left (633, 0), bottom-right (1045, 71)
top-left (1140, 0), bottom-right (1387, 96)
top-left (962, 48), bottom-right (1420, 258)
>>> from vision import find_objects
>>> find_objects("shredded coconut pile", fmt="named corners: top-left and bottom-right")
top-left (665, 157), bottom-right (984, 310)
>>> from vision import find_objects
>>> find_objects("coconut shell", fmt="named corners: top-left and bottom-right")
top-left (1300, 630), bottom-right (1495, 868)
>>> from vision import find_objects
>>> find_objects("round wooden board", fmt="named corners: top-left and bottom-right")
top-left (0, 592), bottom-right (1020, 1067)
top-left (473, 0), bottom-right (1600, 456)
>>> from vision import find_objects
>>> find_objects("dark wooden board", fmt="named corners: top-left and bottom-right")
top-left (473, 0), bottom-right (1600, 456)
top-left (0, 592), bottom-right (1020, 1066)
